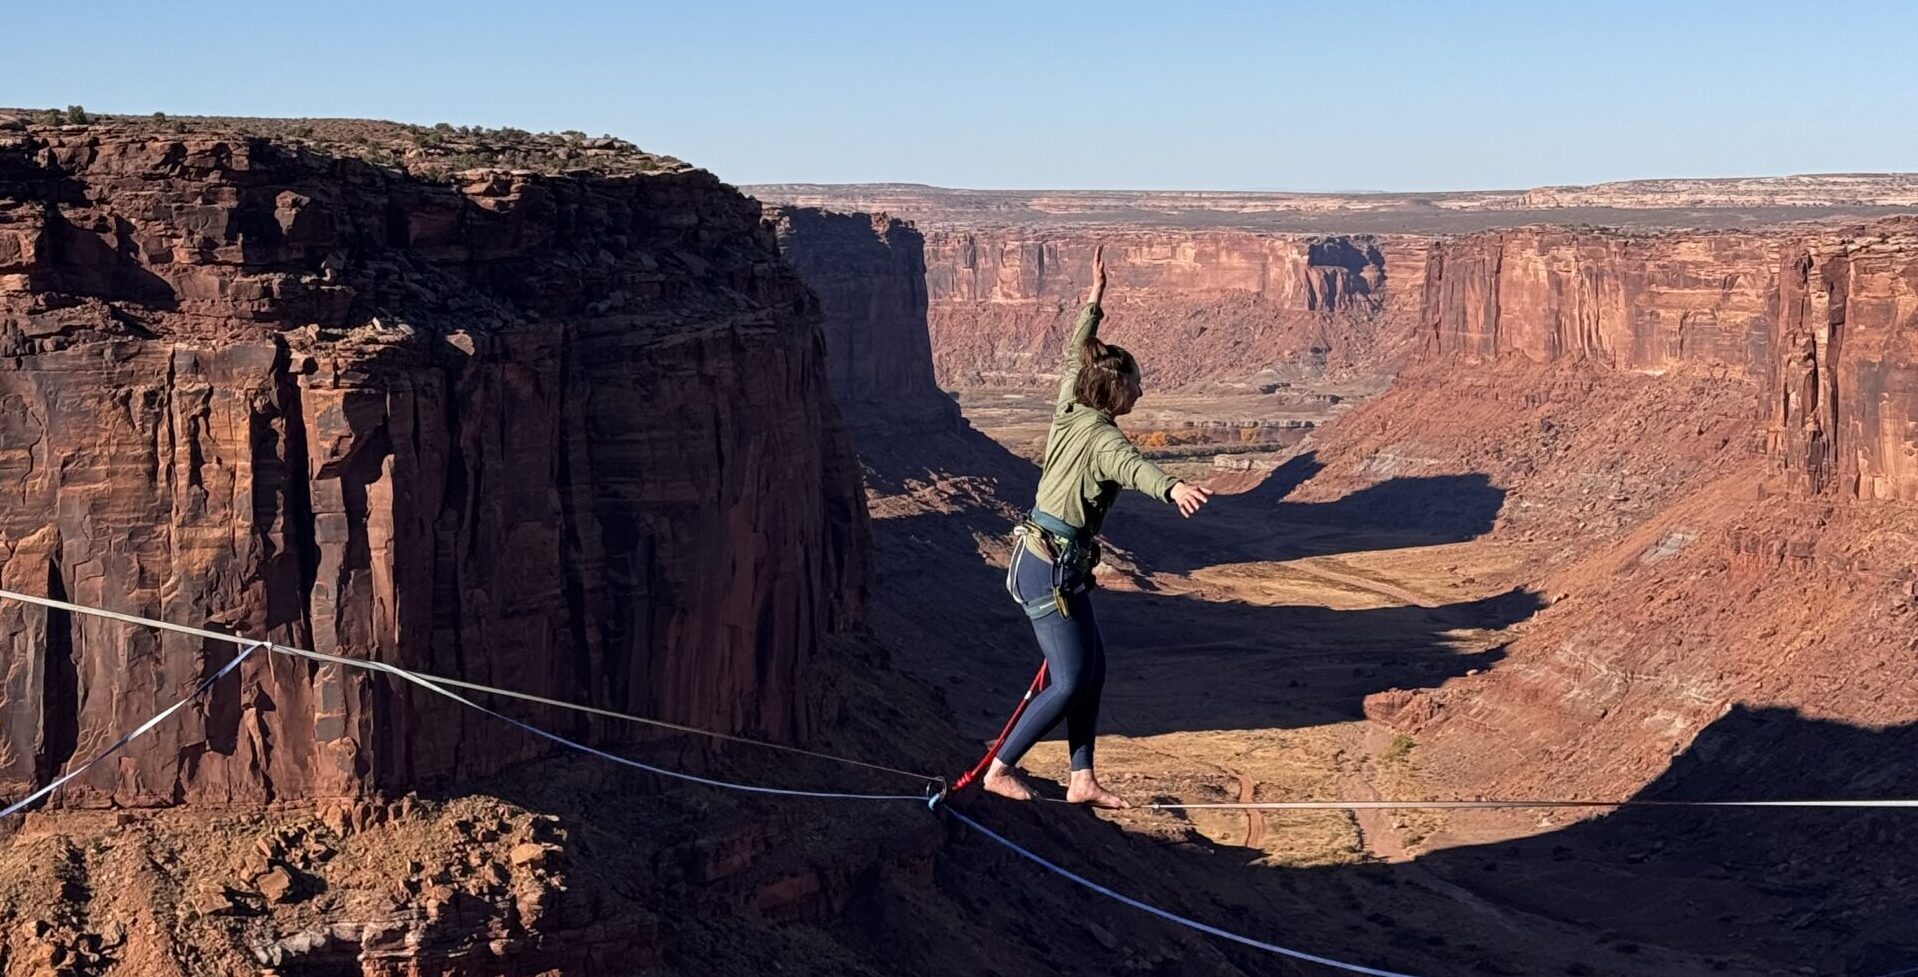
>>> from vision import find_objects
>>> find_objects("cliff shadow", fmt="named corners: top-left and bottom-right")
top-left (37, 203), bottom-right (180, 313)
top-left (858, 423), bottom-right (1535, 742)
top-left (867, 506), bottom-right (1536, 743)
top-left (1260, 705), bottom-right (1918, 976)
top-left (1089, 585), bottom-right (1530, 738)
top-left (1122, 451), bottom-right (1510, 575)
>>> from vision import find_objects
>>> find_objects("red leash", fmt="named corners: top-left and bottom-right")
top-left (945, 662), bottom-right (1050, 800)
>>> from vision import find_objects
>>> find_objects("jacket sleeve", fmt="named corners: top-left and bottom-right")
top-left (1054, 302), bottom-right (1103, 413)
top-left (1091, 428), bottom-right (1180, 503)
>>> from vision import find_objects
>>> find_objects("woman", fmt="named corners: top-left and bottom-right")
top-left (985, 244), bottom-right (1212, 809)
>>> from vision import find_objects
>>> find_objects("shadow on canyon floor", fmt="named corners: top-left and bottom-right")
top-left (859, 425), bottom-right (1533, 741)
top-left (1090, 586), bottom-right (1531, 738)
top-left (1433, 705), bottom-right (1918, 973)
top-left (853, 422), bottom-right (1918, 975)
top-left (1270, 705), bottom-right (1918, 975)
top-left (933, 705), bottom-right (1918, 977)
top-left (1130, 452), bottom-right (1510, 575)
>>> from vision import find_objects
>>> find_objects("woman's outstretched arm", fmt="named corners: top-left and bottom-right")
top-left (1091, 428), bottom-right (1213, 516)
top-left (1056, 244), bottom-right (1108, 410)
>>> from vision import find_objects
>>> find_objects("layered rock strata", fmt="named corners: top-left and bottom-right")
top-left (1322, 218), bottom-right (1918, 802)
top-left (766, 207), bottom-right (960, 433)
top-left (1768, 225), bottom-right (1918, 501)
top-left (920, 229), bottom-right (1425, 389)
top-left (0, 126), bottom-right (867, 808)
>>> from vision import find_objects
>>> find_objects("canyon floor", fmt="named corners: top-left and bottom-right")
top-left (858, 377), bottom-right (1916, 977)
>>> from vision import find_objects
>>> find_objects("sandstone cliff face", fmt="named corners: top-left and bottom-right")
top-left (1411, 220), bottom-right (1918, 502)
top-left (0, 128), bottom-right (867, 808)
top-left (922, 229), bottom-right (1424, 389)
top-left (766, 207), bottom-right (960, 433)
top-left (1316, 218), bottom-right (1918, 803)
top-left (1419, 228), bottom-right (1778, 371)
top-left (1768, 223), bottom-right (1918, 502)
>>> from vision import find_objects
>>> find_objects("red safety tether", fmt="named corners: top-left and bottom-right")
top-left (947, 662), bottom-right (1050, 798)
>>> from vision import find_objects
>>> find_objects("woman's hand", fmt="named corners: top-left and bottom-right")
top-left (1170, 482), bottom-right (1213, 518)
top-left (1088, 243), bottom-right (1107, 305)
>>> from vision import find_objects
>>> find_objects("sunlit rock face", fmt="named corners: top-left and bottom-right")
top-left (0, 126), bottom-right (868, 807)
top-left (921, 228), bottom-right (1424, 389)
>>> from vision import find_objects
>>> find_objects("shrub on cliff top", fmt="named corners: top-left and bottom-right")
top-left (66, 105), bottom-right (90, 124)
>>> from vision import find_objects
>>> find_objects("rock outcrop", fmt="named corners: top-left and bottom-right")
top-left (0, 125), bottom-right (868, 808)
top-left (1410, 219), bottom-right (1918, 503)
top-left (1768, 223), bottom-right (1918, 501)
top-left (766, 207), bottom-right (960, 433)
top-left (1418, 228), bottom-right (1778, 370)
top-left (920, 229), bottom-right (1425, 389)
top-left (1308, 217), bottom-right (1918, 803)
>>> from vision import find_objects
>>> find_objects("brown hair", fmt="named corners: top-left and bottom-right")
top-left (1074, 336), bottom-right (1139, 415)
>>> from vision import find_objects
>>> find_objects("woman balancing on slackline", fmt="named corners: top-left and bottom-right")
top-left (985, 244), bottom-right (1213, 809)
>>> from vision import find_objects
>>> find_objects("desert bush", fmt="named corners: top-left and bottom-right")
top-left (1381, 734), bottom-right (1416, 763)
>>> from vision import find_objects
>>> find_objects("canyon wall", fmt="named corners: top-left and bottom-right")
top-left (766, 207), bottom-right (960, 433)
top-left (1410, 220), bottom-right (1918, 502)
top-left (1419, 228), bottom-right (1778, 371)
top-left (1768, 223), bottom-right (1918, 501)
top-left (1326, 217), bottom-right (1918, 801)
top-left (922, 229), bottom-right (1427, 389)
top-left (0, 127), bottom-right (868, 809)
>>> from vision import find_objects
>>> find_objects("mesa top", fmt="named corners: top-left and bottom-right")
top-left (1031, 302), bottom-right (1180, 536)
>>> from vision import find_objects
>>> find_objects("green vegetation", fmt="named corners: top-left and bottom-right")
top-left (65, 105), bottom-right (90, 124)
top-left (1380, 733), bottom-right (1417, 764)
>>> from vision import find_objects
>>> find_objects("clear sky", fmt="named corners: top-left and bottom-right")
top-left (12, 1), bottom-right (1916, 191)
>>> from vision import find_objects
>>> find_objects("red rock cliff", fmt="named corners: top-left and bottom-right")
top-left (922, 229), bottom-right (1427, 388)
top-left (1419, 227), bottom-right (1779, 371)
top-left (1768, 223), bottom-right (1918, 501)
top-left (1324, 218), bottom-right (1918, 804)
top-left (1412, 220), bottom-right (1918, 502)
top-left (767, 207), bottom-right (960, 433)
top-left (0, 127), bottom-right (868, 808)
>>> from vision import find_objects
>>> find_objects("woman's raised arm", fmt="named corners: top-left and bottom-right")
top-left (1055, 244), bottom-right (1108, 410)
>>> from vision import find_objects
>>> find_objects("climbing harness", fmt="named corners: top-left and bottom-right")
top-left (1009, 510), bottom-right (1099, 621)
top-left (960, 509), bottom-right (1095, 799)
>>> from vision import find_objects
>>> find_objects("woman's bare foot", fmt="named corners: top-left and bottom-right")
top-left (982, 761), bottom-right (1040, 802)
top-left (1066, 770), bottom-right (1130, 809)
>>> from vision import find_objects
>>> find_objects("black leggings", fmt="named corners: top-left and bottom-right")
top-left (998, 542), bottom-right (1107, 771)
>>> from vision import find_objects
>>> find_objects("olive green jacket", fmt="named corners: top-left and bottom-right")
top-left (1031, 302), bottom-right (1180, 536)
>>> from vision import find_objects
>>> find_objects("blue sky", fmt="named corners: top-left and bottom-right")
top-left (12, 1), bottom-right (1916, 191)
